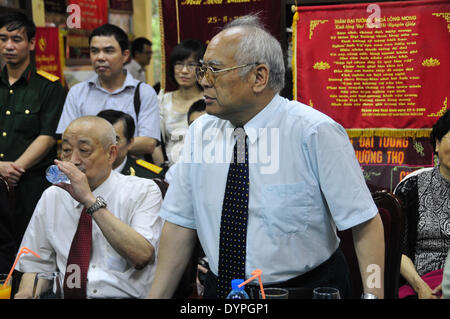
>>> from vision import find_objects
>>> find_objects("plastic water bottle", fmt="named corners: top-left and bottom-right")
top-left (226, 279), bottom-right (249, 299)
top-left (45, 164), bottom-right (69, 184)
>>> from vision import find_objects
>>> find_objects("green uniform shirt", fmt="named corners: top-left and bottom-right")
top-left (0, 64), bottom-right (66, 171)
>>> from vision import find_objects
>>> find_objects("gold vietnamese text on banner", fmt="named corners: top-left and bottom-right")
top-left (293, 0), bottom-right (449, 138)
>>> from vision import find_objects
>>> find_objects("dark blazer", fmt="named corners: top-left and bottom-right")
top-left (120, 157), bottom-right (164, 179)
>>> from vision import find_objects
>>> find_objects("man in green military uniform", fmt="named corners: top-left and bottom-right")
top-left (0, 13), bottom-right (65, 244)
top-left (97, 109), bottom-right (163, 179)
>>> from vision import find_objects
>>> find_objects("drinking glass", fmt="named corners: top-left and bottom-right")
top-left (259, 287), bottom-right (289, 299)
top-left (0, 274), bottom-right (12, 299)
top-left (32, 272), bottom-right (63, 299)
top-left (312, 287), bottom-right (341, 299)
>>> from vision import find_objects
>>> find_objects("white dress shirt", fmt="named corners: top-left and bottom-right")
top-left (124, 59), bottom-right (146, 83)
top-left (161, 94), bottom-right (378, 284)
top-left (16, 171), bottom-right (163, 298)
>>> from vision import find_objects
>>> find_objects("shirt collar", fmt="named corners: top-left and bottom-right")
top-left (88, 70), bottom-right (138, 94)
top-left (73, 170), bottom-right (118, 209)
top-left (242, 94), bottom-right (283, 144)
top-left (1, 63), bottom-right (34, 85)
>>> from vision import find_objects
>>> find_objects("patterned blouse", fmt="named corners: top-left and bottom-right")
top-left (395, 166), bottom-right (450, 276)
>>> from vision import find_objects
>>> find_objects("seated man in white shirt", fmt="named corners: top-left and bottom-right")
top-left (15, 116), bottom-right (163, 299)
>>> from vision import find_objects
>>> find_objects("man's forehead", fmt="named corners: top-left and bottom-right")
top-left (90, 35), bottom-right (120, 48)
top-left (204, 30), bottom-right (241, 64)
top-left (62, 124), bottom-right (98, 144)
top-left (62, 135), bottom-right (94, 145)
top-left (0, 26), bottom-right (27, 37)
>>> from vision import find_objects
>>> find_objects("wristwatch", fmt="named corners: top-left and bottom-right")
top-left (361, 292), bottom-right (378, 299)
top-left (86, 196), bottom-right (107, 216)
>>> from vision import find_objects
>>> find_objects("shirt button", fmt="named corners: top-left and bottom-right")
top-left (93, 289), bottom-right (97, 294)
top-left (9, 89), bottom-right (13, 94)
top-left (5, 110), bottom-right (10, 116)
top-left (25, 109), bottom-right (30, 114)
top-left (2, 132), bottom-right (6, 137)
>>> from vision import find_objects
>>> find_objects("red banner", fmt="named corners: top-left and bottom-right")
top-left (35, 27), bottom-right (65, 85)
top-left (293, 0), bottom-right (449, 138)
top-left (350, 136), bottom-right (435, 191)
top-left (69, 0), bottom-right (108, 30)
top-left (159, 0), bottom-right (281, 91)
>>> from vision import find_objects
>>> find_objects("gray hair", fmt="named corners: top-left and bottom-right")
top-left (67, 116), bottom-right (117, 151)
top-left (223, 14), bottom-right (285, 92)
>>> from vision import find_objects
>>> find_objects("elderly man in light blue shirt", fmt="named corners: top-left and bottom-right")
top-left (57, 24), bottom-right (159, 156)
top-left (148, 15), bottom-right (385, 299)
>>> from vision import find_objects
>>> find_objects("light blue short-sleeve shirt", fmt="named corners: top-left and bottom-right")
top-left (56, 71), bottom-right (160, 140)
top-left (161, 94), bottom-right (378, 284)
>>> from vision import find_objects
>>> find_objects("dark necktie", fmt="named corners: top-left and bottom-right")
top-left (63, 207), bottom-right (92, 299)
top-left (217, 127), bottom-right (249, 299)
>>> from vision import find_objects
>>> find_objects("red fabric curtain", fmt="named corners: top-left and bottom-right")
top-left (159, 0), bottom-right (281, 92)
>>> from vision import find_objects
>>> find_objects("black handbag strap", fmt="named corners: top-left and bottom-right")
top-left (134, 81), bottom-right (143, 122)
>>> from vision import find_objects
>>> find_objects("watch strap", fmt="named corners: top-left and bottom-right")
top-left (86, 196), bottom-right (107, 216)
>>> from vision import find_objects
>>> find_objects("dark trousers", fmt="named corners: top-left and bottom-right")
top-left (203, 248), bottom-right (352, 299)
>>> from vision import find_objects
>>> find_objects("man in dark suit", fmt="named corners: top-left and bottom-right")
top-left (97, 110), bottom-right (163, 179)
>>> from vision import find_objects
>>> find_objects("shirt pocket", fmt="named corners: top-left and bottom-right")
top-left (261, 182), bottom-right (313, 237)
top-left (14, 104), bottom-right (40, 135)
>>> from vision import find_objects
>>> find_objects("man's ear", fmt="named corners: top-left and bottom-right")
top-left (252, 64), bottom-right (270, 94)
top-left (127, 137), bottom-right (135, 149)
top-left (28, 37), bottom-right (36, 51)
top-left (109, 145), bottom-right (118, 164)
top-left (122, 48), bottom-right (131, 64)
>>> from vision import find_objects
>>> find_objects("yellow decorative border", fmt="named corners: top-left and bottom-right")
top-left (58, 29), bottom-right (66, 87)
top-left (159, 0), bottom-right (166, 90)
top-left (346, 128), bottom-right (432, 138)
top-left (292, 9), bottom-right (299, 100)
top-left (175, 0), bottom-right (181, 43)
top-left (309, 19), bottom-right (328, 40)
top-left (432, 12), bottom-right (450, 33)
top-left (427, 97), bottom-right (448, 117)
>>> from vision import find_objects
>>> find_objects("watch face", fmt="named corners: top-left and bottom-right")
top-left (98, 196), bottom-right (107, 206)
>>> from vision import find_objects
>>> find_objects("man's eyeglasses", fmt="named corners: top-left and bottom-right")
top-left (174, 61), bottom-right (199, 72)
top-left (196, 61), bottom-right (259, 85)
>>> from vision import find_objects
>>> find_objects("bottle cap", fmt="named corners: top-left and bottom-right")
top-left (231, 279), bottom-right (245, 291)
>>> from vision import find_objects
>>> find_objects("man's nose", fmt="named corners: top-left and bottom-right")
top-left (199, 73), bottom-right (212, 88)
top-left (5, 39), bottom-right (15, 50)
top-left (95, 51), bottom-right (106, 61)
top-left (69, 150), bottom-right (81, 164)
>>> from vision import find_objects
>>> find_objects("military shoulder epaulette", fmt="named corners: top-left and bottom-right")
top-left (36, 70), bottom-right (60, 82)
top-left (136, 159), bottom-right (163, 174)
